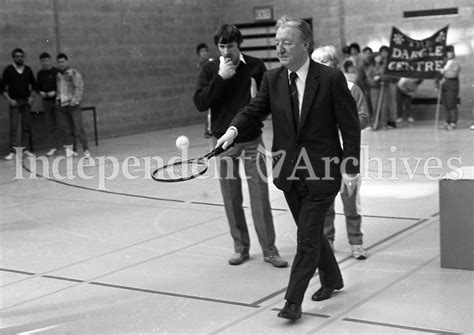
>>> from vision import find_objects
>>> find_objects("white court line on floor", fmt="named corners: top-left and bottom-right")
top-left (208, 216), bottom-right (441, 334)
top-left (16, 323), bottom-right (64, 334)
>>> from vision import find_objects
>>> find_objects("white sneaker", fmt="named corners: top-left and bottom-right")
top-left (5, 152), bottom-right (14, 160)
top-left (65, 147), bottom-right (79, 157)
top-left (351, 244), bottom-right (367, 260)
top-left (46, 148), bottom-right (57, 156)
top-left (23, 150), bottom-right (34, 157)
top-left (450, 122), bottom-right (457, 129)
top-left (470, 124), bottom-right (474, 131)
top-left (396, 117), bottom-right (403, 123)
top-left (407, 117), bottom-right (414, 123)
top-left (84, 150), bottom-right (91, 158)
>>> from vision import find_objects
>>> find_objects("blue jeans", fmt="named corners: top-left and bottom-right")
top-left (43, 99), bottom-right (61, 149)
top-left (8, 100), bottom-right (33, 152)
top-left (323, 178), bottom-right (363, 245)
top-left (58, 104), bottom-right (88, 151)
top-left (214, 135), bottom-right (278, 257)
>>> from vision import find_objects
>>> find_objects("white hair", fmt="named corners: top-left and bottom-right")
top-left (311, 45), bottom-right (340, 67)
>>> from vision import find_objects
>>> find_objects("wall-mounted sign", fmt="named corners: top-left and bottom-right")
top-left (254, 6), bottom-right (274, 21)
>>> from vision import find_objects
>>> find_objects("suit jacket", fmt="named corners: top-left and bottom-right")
top-left (230, 59), bottom-right (361, 194)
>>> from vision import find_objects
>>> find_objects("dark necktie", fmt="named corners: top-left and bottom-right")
top-left (289, 72), bottom-right (299, 130)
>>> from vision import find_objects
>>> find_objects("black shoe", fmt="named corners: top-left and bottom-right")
top-left (386, 121), bottom-right (396, 129)
top-left (277, 301), bottom-right (302, 320)
top-left (311, 281), bottom-right (344, 301)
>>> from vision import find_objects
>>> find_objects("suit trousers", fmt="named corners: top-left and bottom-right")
top-left (323, 180), bottom-right (363, 245)
top-left (284, 180), bottom-right (342, 304)
top-left (215, 135), bottom-right (278, 257)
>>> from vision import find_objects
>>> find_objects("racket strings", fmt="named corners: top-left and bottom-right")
top-left (154, 159), bottom-right (207, 181)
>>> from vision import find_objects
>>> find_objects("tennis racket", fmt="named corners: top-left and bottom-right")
top-left (151, 145), bottom-right (227, 182)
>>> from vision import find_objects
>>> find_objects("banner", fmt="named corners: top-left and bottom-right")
top-left (385, 26), bottom-right (448, 79)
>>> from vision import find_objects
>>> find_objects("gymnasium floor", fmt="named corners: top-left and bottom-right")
top-left (1, 119), bottom-right (473, 334)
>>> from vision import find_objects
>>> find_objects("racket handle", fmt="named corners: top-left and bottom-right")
top-left (208, 144), bottom-right (232, 158)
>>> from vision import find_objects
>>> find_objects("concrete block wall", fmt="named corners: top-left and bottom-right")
top-left (0, 0), bottom-right (222, 152)
top-left (220, 0), bottom-right (473, 120)
top-left (218, 0), bottom-right (344, 49)
top-left (0, 0), bottom-right (58, 151)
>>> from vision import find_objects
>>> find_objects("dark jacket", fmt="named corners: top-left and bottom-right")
top-left (193, 54), bottom-right (266, 142)
top-left (230, 60), bottom-right (361, 193)
top-left (1, 64), bottom-right (37, 100)
top-left (36, 67), bottom-right (59, 100)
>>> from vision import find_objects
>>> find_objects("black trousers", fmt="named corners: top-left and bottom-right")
top-left (283, 180), bottom-right (342, 304)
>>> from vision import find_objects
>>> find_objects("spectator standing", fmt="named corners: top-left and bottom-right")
top-left (196, 42), bottom-right (213, 138)
top-left (36, 52), bottom-right (60, 156)
top-left (193, 25), bottom-right (288, 268)
top-left (365, 53), bottom-right (384, 127)
top-left (379, 46), bottom-right (398, 129)
top-left (362, 46), bottom-right (373, 58)
top-left (311, 46), bottom-right (369, 260)
top-left (349, 43), bottom-right (363, 70)
top-left (358, 47), bottom-right (374, 121)
top-left (56, 53), bottom-right (90, 158)
top-left (1, 48), bottom-right (37, 160)
top-left (341, 45), bottom-right (351, 64)
top-left (440, 45), bottom-right (461, 130)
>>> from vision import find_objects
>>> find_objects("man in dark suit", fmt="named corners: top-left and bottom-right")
top-left (216, 16), bottom-right (361, 320)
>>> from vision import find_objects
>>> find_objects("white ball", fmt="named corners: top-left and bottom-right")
top-left (176, 135), bottom-right (190, 149)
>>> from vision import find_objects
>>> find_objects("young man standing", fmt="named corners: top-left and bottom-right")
top-left (440, 45), bottom-right (461, 130)
top-left (1, 48), bottom-right (37, 160)
top-left (37, 52), bottom-right (60, 156)
top-left (196, 42), bottom-right (213, 138)
top-left (56, 53), bottom-right (90, 158)
top-left (194, 25), bottom-right (288, 268)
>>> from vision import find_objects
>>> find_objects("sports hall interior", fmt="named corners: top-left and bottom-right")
top-left (1, 1), bottom-right (473, 334)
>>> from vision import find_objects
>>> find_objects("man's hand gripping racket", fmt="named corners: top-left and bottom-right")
top-left (151, 128), bottom-right (237, 182)
top-left (216, 126), bottom-right (237, 151)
